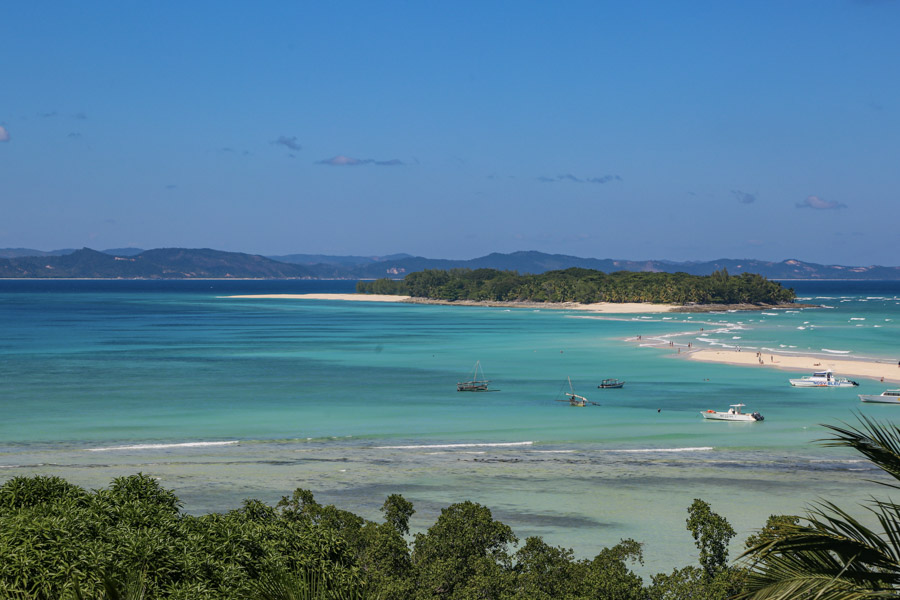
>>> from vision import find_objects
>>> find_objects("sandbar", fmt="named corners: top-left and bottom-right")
top-left (225, 293), bottom-right (411, 302)
top-left (685, 348), bottom-right (900, 384)
top-left (224, 293), bottom-right (677, 314)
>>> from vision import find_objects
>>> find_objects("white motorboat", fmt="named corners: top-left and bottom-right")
top-left (701, 404), bottom-right (764, 422)
top-left (789, 370), bottom-right (858, 387)
top-left (859, 389), bottom-right (900, 403)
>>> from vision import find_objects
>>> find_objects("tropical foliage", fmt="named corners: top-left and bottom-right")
top-left (356, 267), bottom-right (796, 305)
top-left (739, 415), bottom-right (900, 599)
top-left (0, 473), bottom-right (757, 599)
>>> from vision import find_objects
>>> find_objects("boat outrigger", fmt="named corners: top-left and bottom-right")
top-left (598, 378), bottom-right (625, 389)
top-left (701, 404), bottom-right (764, 422)
top-left (788, 370), bottom-right (858, 387)
top-left (457, 361), bottom-right (491, 392)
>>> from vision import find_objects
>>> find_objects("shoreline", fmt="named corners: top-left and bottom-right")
top-left (223, 293), bottom-right (678, 313)
top-left (688, 349), bottom-right (900, 384)
top-left (631, 337), bottom-right (900, 384)
top-left (224, 293), bottom-right (813, 315)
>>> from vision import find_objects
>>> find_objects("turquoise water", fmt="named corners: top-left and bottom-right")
top-left (1, 279), bottom-right (898, 573)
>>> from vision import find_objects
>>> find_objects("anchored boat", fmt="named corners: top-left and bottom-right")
top-left (457, 361), bottom-right (490, 392)
top-left (556, 377), bottom-right (595, 407)
top-left (598, 378), bottom-right (625, 389)
top-left (859, 389), bottom-right (900, 403)
top-left (701, 404), bottom-right (764, 422)
top-left (789, 370), bottom-right (858, 387)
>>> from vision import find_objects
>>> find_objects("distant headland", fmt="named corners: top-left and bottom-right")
top-left (1, 247), bottom-right (898, 280)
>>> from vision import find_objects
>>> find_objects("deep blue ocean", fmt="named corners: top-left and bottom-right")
top-left (1, 279), bottom-right (898, 573)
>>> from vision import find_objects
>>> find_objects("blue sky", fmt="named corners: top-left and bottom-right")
top-left (1, 1), bottom-right (898, 264)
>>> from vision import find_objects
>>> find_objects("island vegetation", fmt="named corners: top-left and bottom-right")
top-left (356, 267), bottom-right (796, 306)
top-left (4, 418), bottom-right (898, 599)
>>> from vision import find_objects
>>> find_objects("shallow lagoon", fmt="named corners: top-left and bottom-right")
top-left (1, 279), bottom-right (898, 573)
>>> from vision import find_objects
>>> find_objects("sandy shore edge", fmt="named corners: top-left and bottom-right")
top-left (686, 349), bottom-right (900, 384)
top-left (630, 338), bottom-right (900, 384)
top-left (223, 293), bottom-right (678, 314)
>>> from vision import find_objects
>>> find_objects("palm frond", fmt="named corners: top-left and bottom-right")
top-left (820, 415), bottom-right (900, 487)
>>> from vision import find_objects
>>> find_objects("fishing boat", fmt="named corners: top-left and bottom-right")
top-left (457, 361), bottom-right (490, 392)
top-left (598, 378), bottom-right (625, 389)
top-left (859, 389), bottom-right (900, 403)
top-left (556, 377), bottom-right (592, 407)
top-left (788, 370), bottom-right (858, 387)
top-left (701, 404), bottom-right (764, 422)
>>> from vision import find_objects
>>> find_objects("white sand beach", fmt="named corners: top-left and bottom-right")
top-left (225, 293), bottom-right (412, 302)
top-left (686, 348), bottom-right (900, 384)
top-left (224, 293), bottom-right (678, 314)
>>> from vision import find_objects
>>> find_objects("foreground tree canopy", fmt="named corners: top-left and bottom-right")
top-left (356, 267), bottom-right (796, 305)
top-left (0, 474), bottom-right (750, 600)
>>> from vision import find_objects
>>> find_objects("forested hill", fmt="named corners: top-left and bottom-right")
top-left (0, 248), bottom-right (312, 279)
top-left (357, 267), bottom-right (797, 305)
top-left (2, 247), bottom-right (899, 279)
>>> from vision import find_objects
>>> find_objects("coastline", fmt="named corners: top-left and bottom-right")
top-left (224, 293), bottom-right (679, 313)
top-left (634, 341), bottom-right (900, 384)
top-left (689, 349), bottom-right (900, 384)
top-left (223, 293), bottom-right (812, 315)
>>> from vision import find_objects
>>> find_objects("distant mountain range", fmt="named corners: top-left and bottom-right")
top-left (1, 247), bottom-right (898, 280)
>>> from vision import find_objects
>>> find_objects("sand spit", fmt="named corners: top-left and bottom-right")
top-left (224, 293), bottom-right (678, 314)
top-left (224, 293), bottom-right (411, 302)
top-left (223, 294), bottom-right (817, 315)
top-left (684, 348), bottom-right (900, 384)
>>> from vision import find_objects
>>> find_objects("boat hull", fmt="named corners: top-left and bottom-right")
top-left (859, 395), bottom-right (900, 404)
top-left (789, 379), bottom-right (857, 387)
top-left (457, 381), bottom-right (489, 392)
top-left (701, 411), bottom-right (759, 422)
top-left (598, 380), bottom-right (625, 389)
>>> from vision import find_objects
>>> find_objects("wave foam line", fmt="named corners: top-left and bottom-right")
top-left (88, 441), bottom-right (240, 452)
top-left (614, 446), bottom-right (714, 453)
top-left (376, 441), bottom-right (534, 450)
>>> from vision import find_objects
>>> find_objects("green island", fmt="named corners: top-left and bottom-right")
top-left (3, 419), bottom-right (899, 599)
top-left (356, 268), bottom-right (796, 306)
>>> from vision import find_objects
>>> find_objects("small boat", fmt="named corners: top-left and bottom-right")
top-left (789, 370), bottom-right (858, 387)
top-left (556, 377), bottom-right (593, 407)
top-left (859, 389), bottom-right (900, 403)
top-left (701, 404), bottom-right (764, 422)
top-left (598, 378), bottom-right (625, 389)
top-left (457, 360), bottom-right (490, 392)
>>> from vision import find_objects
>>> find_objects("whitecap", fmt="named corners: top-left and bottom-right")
top-left (376, 441), bottom-right (534, 450)
top-left (822, 349), bottom-right (851, 354)
top-left (88, 440), bottom-right (239, 452)
top-left (850, 318), bottom-right (866, 321)
top-left (613, 446), bottom-right (714, 453)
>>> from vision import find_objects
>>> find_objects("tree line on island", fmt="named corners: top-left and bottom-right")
top-left (357, 267), bottom-right (796, 306)
top-left (3, 418), bottom-right (898, 599)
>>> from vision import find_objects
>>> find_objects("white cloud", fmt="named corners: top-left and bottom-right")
top-left (796, 195), bottom-right (846, 210)
top-left (0, 126), bottom-right (9, 142)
